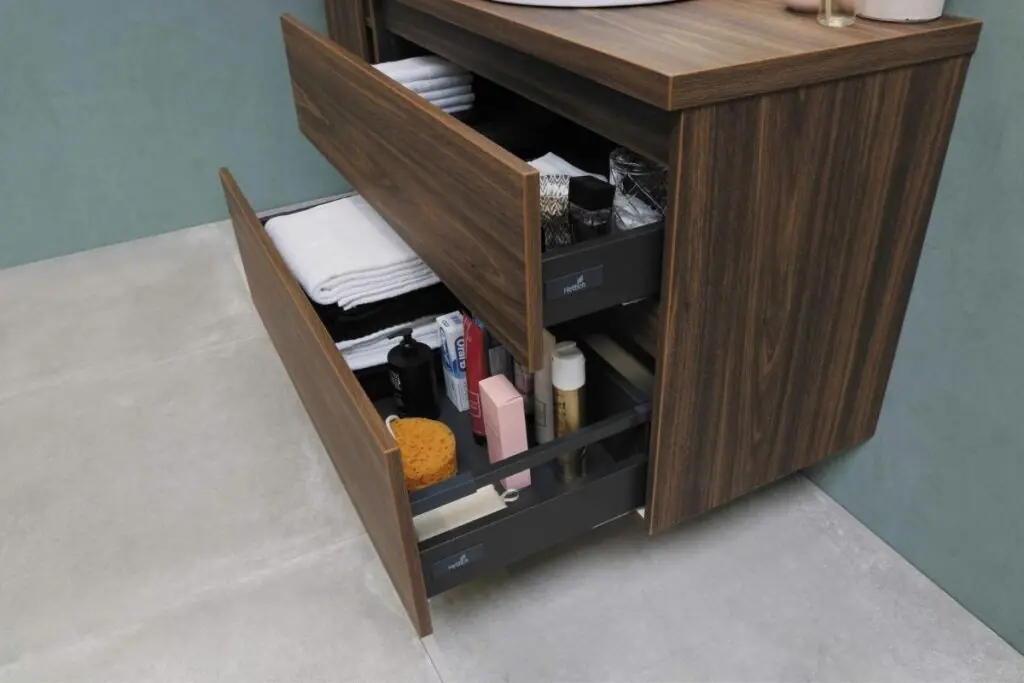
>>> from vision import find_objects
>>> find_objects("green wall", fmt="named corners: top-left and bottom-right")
top-left (0, 0), bottom-right (346, 269)
top-left (810, 0), bottom-right (1024, 653)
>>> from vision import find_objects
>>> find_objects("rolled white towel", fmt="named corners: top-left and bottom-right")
top-left (420, 84), bottom-right (473, 102)
top-left (265, 195), bottom-right (434, 306)
top-left (444, 104), bottom-right (473, 115)
top-left (404, 73), bottom-right (473, 94)
top-left (375, 56), bottom-right (466, 84)
top-left (431, 93), bottom-right (475, 110)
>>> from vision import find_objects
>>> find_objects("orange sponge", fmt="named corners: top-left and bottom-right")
top-left (389, 417), bottom-right (457, 491)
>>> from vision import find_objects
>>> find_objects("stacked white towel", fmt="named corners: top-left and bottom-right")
top-left (375, 56), bottom-right (475, 115)
top-left (265, 195), bottom-right (439, 310)
top-left (337, 316), bottom-right (440, 370)
top-left (529, 153), bottom-right (606, 181)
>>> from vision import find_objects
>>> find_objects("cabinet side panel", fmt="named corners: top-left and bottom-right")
top-left (648, 57), bottom-right (971, 532)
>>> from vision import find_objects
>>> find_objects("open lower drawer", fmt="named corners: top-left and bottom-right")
top-left (279, 15), bottom-right (665, 372)
top-left (374, 337), bottom-right (651, 598)
top-left (220, 171), bottom-right (653, 636)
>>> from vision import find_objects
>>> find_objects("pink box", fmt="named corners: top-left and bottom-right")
top-left (479, 374), bottom-right (531, 490)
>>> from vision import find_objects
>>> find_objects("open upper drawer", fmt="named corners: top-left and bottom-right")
top-left (280, 15), bottom-right (664, 372)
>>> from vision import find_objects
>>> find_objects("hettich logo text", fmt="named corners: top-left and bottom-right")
top-left (563, 273), bottom-right (588, 296)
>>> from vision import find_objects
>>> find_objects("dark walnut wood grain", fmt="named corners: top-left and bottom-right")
top-left (381, 0), bottom-right (675, 165)
top-left (646, 56), bottom-right (971, 532)
top-left (397, 0), bottom-right (980, 110)
top-left (281, 15), bottom-right (545, 370)
top-left (219, 169), bottom-right (433, 635)
top-left (324, 0), bottom-right (372, 61)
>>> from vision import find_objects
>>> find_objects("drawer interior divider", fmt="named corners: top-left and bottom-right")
top-left (409, 402), bottom-right (651, 516)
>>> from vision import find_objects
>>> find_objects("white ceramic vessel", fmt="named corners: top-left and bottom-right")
top-left (489, 0), bottom-right (678, 8)
top-left (859, 0), bottom-right (945, 22)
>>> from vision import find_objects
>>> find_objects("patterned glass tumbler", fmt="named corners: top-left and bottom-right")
top-left (609, 147), bottom-right (668, 231)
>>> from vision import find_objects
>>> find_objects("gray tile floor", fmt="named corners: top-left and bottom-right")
top-left (1, 221), bottom-right (1021, 683)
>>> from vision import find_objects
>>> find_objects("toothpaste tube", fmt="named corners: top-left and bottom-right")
top-left (437, 311), bottom-right (469, 412)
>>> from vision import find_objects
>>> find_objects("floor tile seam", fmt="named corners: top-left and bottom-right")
top-left (421, 639), bottom-right (446, 683)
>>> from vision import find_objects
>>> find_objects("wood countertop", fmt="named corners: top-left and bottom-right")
top-left (396, 0), bottom-right (981, 109)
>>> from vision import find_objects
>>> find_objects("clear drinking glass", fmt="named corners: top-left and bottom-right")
top-left (818, 0), bottom-right (856, 26)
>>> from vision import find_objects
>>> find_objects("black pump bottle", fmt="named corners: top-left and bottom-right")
top-left (387, 327), bottom-right (441, 419)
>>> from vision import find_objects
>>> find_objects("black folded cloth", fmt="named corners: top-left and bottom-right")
top-left (310, 284), bottom-right (461, 343)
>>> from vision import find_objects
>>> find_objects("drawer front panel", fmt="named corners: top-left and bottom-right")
top-left (219, 169), bottom-right (431, 635)
top-left (280, 15), bottom-right (545, 370)
top-left (421, 453), bottom-right (647, 596)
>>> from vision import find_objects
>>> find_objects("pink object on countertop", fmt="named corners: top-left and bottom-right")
top-left (785, 0), bottom-right (818, 12)
top-left (479, 374), bottom-right (531, 490)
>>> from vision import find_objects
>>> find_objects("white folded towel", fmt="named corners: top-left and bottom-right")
top-left (404, 74), bottom-right (473, 94)
top-left (421, 84), bottom-right (473, 102)
top-left (335, 268), bottom-right (440, 310)
top-left (265, 195), bottom-right (437, 307)
top-left (375, 56), bottom-right (465, 84)
top-left (413, 485), bottom-right (508, 540)
top-left (344, 334), bottom-right (440, 370)
top-left (337, 315), bottom-right (438, 351)
top-left (431, 93), bottom-right (475, 110)
top-left (445, 104), bottom-right (473, 115)
top-left (529, 153), bottom-right (606, 180)
top-left (338, 316), bottom-right (440, 370)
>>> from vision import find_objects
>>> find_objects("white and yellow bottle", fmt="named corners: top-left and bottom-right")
top-left (552, 340), bottom-right (586, 481)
